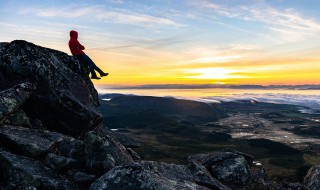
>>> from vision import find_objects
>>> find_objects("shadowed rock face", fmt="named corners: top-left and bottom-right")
top-left (0, 150), bottom-right (78, 189)
top-left (0, 40), bottom-right (101, 137)
top-left (188, 151), bottom-right (252, 186)
top-left (89, 161), bottom-right (213, 190)
top-left (304, 165), bottom-right (320, 190)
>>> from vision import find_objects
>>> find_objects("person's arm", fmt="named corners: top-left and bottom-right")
top-left (75, 40), bottom-right (85, 50)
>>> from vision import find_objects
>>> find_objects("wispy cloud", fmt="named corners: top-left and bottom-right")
top-left (190, 0), bottom-right (320, 42)
top-left (19, 5), bottom-right (180, 27)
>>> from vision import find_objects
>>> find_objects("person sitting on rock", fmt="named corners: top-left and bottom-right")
top-left (69, 30), bottom-right (108, 80)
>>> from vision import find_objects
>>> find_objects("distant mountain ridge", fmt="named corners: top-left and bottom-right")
top-left (101, 84), bottom-right (320, 90)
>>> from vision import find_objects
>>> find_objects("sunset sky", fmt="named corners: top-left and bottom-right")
top-left (1, 0), bottom-right (320, 86)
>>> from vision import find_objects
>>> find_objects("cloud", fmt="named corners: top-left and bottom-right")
top-left (207, 93), bottom-right (320, 112)
top-left (19, 5), bottom-right (180, 27)
top-left (189, 0), bottom-right (320, 42)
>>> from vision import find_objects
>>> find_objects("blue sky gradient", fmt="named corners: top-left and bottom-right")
top-left (1, 0), bottom-right (320, 85)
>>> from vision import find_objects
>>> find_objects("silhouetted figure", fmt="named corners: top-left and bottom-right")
top-left (69, 30), bottom-right (108, 80)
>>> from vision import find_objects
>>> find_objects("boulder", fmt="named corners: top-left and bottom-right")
top-left (188, 151), bottom-right (251, 186)
top-left (2, 109), bottom-right (32, 128)
top-left (304, 165), bottom-right (320, 190)
top-left (0, 150), bottom-right (78, 189)
top-left (56, 138), bottom-right (86, 164)
top-left (73, 172), bottom-right (96, 184)
top-left (0, 40), bottom-right (102, 137)
top-left (0, 125), bottom-right (67, 157)
top-left (188, 161), bottom-right (231, 190)
top-left (84, 131), bottom-right (134, 175)
top-left (45, 153), bottom-right (79, 171)
top-left (0, 82), bottom-right (35, 122)
top-left (89, 161), bottom-right (211, 190)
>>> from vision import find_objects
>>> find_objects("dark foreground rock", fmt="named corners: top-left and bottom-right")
top-left (188, 151), bottom-right (252, 186)
top-left (89, 161), bottom-right (225, 190)
top-left (0, 150), bottom-right (78, 189)
top-left (304, 165), bottom-right (320, 190)
top-left (0, 125), bottom-right (66, 157)
top-left (0, 40), bottom-right (102, 137)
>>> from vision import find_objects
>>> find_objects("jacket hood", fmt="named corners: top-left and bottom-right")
top-left (70, 30), bottom-right (78, 39)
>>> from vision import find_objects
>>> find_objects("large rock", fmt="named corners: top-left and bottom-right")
top-left (0, 82), bottom-right (35, 121)
top-left (304, 165), bottom-right (320, 190)
top-left (89, 161), bottom-right (212, 190)
top-left (45, 153), bottom-right (79, 171)
top-left (2, 109), bottom-right (32, 128)
top-left (84, 131), bottom-right (134, 175)
top-left (188, 151), bottom-right (251, 186)
top-left (0, 40), bottom-right (102, 136)
top-left (188, 161), bottom-right (231, 190)
top-left (0, 125), bottom-right (68, 157)
top-left (0, 150), bottom-right (78, 189)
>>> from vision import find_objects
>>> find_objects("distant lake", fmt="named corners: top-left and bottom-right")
top-left (97, 88), bottom-right (320, 111)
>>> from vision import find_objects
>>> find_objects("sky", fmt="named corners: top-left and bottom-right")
top-left (1, 0), bottom-right (320, 86)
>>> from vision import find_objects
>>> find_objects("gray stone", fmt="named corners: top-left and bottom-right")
top-left (188, 151), bottom-right (251, 186)
top-left (0, 150), bottom-right (78, 189)
top-left (89, 161), bottom-right (210, 190)
top-left (45, 153), bottom-right (79, 171)
top-left (209, 155), bottom-right (251, 186)
top-left (0, 82), bottom-right (35, 122)
top-left (0, 125), bottom-right (67, 157)
top-left (188, 161), bottom-right (231, 190)
top-left (3, 109), bottom-right (32, 128)
top-left (56, 138), bottom-right (85, 163)
top-left (84, 131), bottom-right (134, 175)
top-left (73, 172), bottom-right (96, 184)
top-left (304, 165), bottom-right (320, 190)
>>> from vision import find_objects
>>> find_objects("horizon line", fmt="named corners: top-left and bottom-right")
top-left (96, 84), bottom-right (320, 90)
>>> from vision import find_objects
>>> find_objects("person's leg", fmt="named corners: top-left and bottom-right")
top-left (81, 54), bottom-right (108, 77)
top-left (76, 54), bottom-right (99, 79)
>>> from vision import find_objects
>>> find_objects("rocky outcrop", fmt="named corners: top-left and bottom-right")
top-left (84, 131), bottom-right (134, 175)
top-left (0, 150), bottom-right (78, 189)
top-left (188, 151), bottom-right (252, 186)
top-left (89, 161), bottom-right (218, 190)
top-left (0, 82), bottom-right (35, 122)
top-left (304, 165), bottom-right (320, 190)
top-left (0, 40), bottom-right (101, 137)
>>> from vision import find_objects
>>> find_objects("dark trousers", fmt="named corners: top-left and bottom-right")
top-left (76, 54), bottom-right (104, 77)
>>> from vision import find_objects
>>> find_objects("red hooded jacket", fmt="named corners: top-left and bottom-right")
top-left (69, 30), bottom-right (85, 55)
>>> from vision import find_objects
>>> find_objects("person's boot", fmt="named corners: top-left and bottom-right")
top-left (91, 75), bottom-right (101, 80)
top-left (100, 72), bottom-right (109, 77)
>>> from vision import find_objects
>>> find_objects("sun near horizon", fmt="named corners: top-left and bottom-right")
top-left (1, 0), bottom-right (320, 87)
